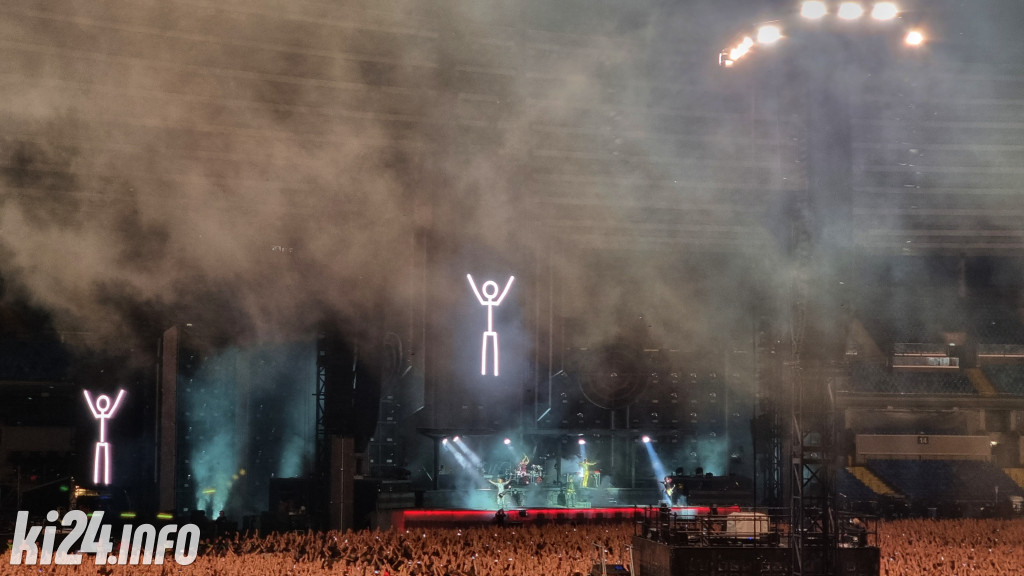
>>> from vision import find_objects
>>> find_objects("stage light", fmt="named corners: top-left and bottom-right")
top-left (904, 29), bottom-right (924, 46)
top-left (800, 0), bottom-right (828, 19)
top-left (467, 274), bottom-right (515, 376)
top-left (442, 438), bottom-right (448, 445)
top-left (756, 24), bottom-right (782, 45)
top-left (870, 2), bottom-right (898, 20)
top-left (578, 438), bottom-right (586, 445)
top-left (450, 436), bottom-right (483, 468)
top-left (83, 389), bottom-right (126, 485)
top-left (642, 436), bottom-right (651, 444)
top-left (453, 436), bottom-right (460, 443)
top-left (503, 438), bottom-right (511, 445)
top-left (837, 2), bottom-right (864, 19)
top-left (442, 438), bottom-right (472, 470)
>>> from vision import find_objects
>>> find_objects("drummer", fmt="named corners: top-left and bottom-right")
top-left (517, 453), bottom-right (530, 476)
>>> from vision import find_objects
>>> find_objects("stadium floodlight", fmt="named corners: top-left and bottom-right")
top-left (756, 24), bottom-right (782, 44)
top-left (728, 36), bottom-right (755, 62)
top-left (800, 0), bottom-right (828, 19)
top-left (904, 29), bottom-right (924, 46)
top-left (837, 2), bottom-right (865, 19)
top-left (870, 2), bottom-right (899, 20)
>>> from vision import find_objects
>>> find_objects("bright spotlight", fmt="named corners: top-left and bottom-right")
top-left (904, 29), bottom-right (924, 46)
top-left (452, 436), bottom-right (460, 443)
top-left (442, 438), bottom-right (448, 445)
top-left (800, 0), bottom-right (827, 19)
top-left (503, 438), bottom-right (511, 445)
top-left (756, 24), bottom-right (782, 45)
top-left (837, 2), bottom-right (864, 19)
top-left (642, 435), bottom-right (651, 444)
top-left (871, 2), bottom-right (899, 20)
top-left (727, 36), bottom-right (754, 62)
top-left (578, 438), bottom-right (586, 445)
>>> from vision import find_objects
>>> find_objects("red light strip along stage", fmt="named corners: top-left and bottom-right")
top-left (393, 505), bottom-right (741, 531)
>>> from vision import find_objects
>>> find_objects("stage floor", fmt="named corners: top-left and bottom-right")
top-left (417, 484), bottom-right (664, 510)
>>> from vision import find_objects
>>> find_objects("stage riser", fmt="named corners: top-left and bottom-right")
top-left (420, 487), bottom-right (666, 509)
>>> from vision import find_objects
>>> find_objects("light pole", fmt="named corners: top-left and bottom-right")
top-left (719, 1), bottom-right (925, 68)
top-left (717, 3), bottom-right (925, 576)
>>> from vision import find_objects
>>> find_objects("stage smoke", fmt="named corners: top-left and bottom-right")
top-left (642, 439), bottom-right (677, 506)
top-left (184, 341), bottom-right (315, 517)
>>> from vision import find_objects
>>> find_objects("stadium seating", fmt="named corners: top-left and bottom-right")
top-left (845, 363), bottom-right (975, 395)
top-left (981, 364), bottom-right (1024, 395)
top-left (947, 461), bottom-right (1024, 501)
top-left (837, 467), bottom-right (883, 502)
top-left (868, 460), bottom-right (958, 502)
top-left (868, 460), bottom-right (1023, 505)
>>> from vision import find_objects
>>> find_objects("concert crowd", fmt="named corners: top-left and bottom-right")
top-left (2, 517), bottom-right (1023, 575)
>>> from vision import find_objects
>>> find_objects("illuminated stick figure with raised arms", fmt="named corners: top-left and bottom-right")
top-left (467, 274), bottom-right (514, 376)
top-left (83, 389), bottom-right (126, 485)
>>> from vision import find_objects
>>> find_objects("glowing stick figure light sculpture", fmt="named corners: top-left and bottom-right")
top-left (467, 274), bottom-right (514, 376)
top-left (83, 389), bottom-right (126, 485)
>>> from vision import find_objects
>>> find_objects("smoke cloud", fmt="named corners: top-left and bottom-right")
top-left (183, 340), bottom-right (315, 517)
top-left (0, 0), bottom-right (787, 352)
top-left (3, 2), bottom-right (1024, 497)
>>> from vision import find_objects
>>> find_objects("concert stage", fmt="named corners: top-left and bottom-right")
top-left (389, 504), bottom-right (741, 531)
top-left (368, 475), bottom-right (755, 531)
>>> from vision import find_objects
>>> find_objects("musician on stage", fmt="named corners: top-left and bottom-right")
top-left (579, 457), bottom-right (597, 488)
top-left (565, 474), bottom-right (577, 508)
top-left (488, 477), bottom-right (510, 509)
top-left (662, 476), bottom-right (674, 503)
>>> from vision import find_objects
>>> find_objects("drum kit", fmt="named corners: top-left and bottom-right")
top-left (514, 464), bottom-right (544, 486)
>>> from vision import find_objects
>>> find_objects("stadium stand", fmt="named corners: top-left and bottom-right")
top-left (868, 460), bottom-right (958, 502)
top-left (980, 364), bottom-right (1024, 395)
top-left (845, 363), bottom-right (975, 395)
top-left (868, 460), bottom-right (1023, 508)
top-left (838, 467), bottom-right (887, 502)
top-left (947, 461), bottom-right (1024, 501)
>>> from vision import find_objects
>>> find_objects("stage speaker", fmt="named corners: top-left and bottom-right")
top-left (320, 328), bottom-right (381, 452)
top-left (329, 435), bottom-right (356, 531)
top-left (158, 326), bottom-right (178, 513)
